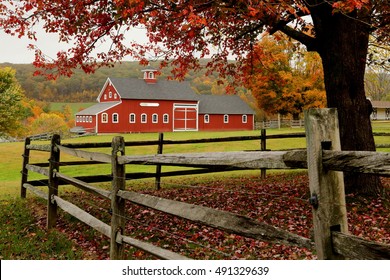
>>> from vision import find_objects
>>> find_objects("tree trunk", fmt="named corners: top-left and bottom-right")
top-left (311, 7), bottom-right (383, 196)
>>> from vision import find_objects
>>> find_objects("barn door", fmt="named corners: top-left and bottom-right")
top-left (173, 104), bottom-right (198, 131)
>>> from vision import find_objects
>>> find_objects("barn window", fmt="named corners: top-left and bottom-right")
top-left (104, 94), bottom-right (107, 100)
top-left (141, 113), bottom-right (147, 123)
top-left (163, 114), bottom-right (169, 123)
top-left (82, 116), bottom-right (86, 122)
top-left (129, 113), bottom-right (136, 123)
top-left (112, 113), bottom-right (119, 123)
top-left (242, 114), bottom-right (247, 123)
top-left (224, 114), bottom-right (229, 123)
top-left (114, 93), bottom-right (117, 99)
top-left (109, 91), bottom-right (112, 98)
top-left (204, 114), bottom-right (209, 124)
top-left (89, 116), bottom-right (92, 123)
top-left (102, 113), bottom-right (108, 123)
top-left (372, 108), bottom-right (377, 120)
top-left (152, 113), bottom-right (158, 123)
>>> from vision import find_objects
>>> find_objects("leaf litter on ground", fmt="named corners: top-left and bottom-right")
top-left (26, 172), bottom-right (389, 260)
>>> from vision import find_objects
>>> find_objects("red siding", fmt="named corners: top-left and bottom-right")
top-left (199, 114), bottom-right (254, 131)
top-left (96, 99), bottom-right (198, 133)
top-left (98, 82), bottom-right (121, 103)
top-left (75, 115), bottom-right (97, 132)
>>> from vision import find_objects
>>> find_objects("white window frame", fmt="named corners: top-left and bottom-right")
top-left (112, 113), bottom-right (119, 123)
top-left (152, 113), bottom-right (158, 123)
top-left (224, 114), bottom-right (229, 124)
top-left (242, 114), bottom-right (247, 123)
top-left (141, 113), bottom-right (147, 123)
top-left (129, 113), bottom-right (136, 123)
top-left (109, 91), bottom-right (112, 98)
top-left (163, 114), bottom-right (169, 124)
top-left (204, 114), bottom-right (210, 124)
top-left (102, 113), bottom-right (108, 123)
top-left (89, 116), bottom-right (92, 123)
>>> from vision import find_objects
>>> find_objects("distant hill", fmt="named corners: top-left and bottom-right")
top-left (0, 61), bottom-right (230, 102)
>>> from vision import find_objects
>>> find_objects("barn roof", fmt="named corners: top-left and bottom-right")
top-left (76, 102), bottom-right (121, 115)
top-left (371, 100), bottom-right (390, 108)
top-left (198, 95), bottom-right (255, 115)
top-left (108, 77), bottom-right (200, 101)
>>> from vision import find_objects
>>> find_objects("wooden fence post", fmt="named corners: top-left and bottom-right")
top-left (260, 129), bottom-right (267, 179)
top-left (304, 108), bottom-right (348, 260)
top-left (47, 134), bottom-right (61, 229)
top-left (110, 136), bottom-right (126, 259)
top-left (155, 133), bottom-right (164, 190)
top-left (20, 137), bottom-right (31, 198)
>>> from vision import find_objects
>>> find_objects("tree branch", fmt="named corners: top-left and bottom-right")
top-left (279, 25), bottom-right (318, 52)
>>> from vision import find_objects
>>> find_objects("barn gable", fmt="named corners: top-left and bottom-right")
top-left (96, 78), bottom-right (122, 103)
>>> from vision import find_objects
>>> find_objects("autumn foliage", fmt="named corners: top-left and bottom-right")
top-left (242, 34), bottom-right (326, 119)
top-left (0, 0), bottom-right (387, 79)
top-left (27, 174), bottom-right (390, 259)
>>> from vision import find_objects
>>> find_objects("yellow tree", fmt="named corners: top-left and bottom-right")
top-left (29, 113), bottom-right (69, 136)
top-left (0, 67), bottom-right (26, 137)
top-left (243, 34), bottom-right (326, 120)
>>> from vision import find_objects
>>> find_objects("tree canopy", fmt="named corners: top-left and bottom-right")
top-left (0, 67), bottom-right (26, 137)
top-left (243, 34), bottom-right (326, 119)
top-left (0, 1), bottom-right (388, 78)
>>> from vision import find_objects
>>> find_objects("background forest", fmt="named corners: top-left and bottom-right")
top-left (0, 55), bottom-right (389, 139)
top-left (0, 60), bottom-right (246, 102)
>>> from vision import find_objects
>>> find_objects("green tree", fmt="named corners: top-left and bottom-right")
top-left (0, 67), bottom-right (26, 137)
top-left (365, 70), bottom-right (390, 101)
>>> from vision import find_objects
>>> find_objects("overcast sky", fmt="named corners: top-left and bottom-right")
top-left (0, 32), bottom-right (57, 64)
top-left (0, 27), bottom-right (149, 64)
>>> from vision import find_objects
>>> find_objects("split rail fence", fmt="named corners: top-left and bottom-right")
top-left (20, 109), bottom-right (390, 260)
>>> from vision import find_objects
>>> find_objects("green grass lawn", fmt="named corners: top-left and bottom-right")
top-left (1, 123), bottom-right (389, 199)
top-left (0, 198), bottom-right (84, 260)
top-left (0, 128), bottom-right (305, 198)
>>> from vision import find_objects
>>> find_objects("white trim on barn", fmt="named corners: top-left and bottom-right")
top-left (173, 103), bottom-right (199, 132)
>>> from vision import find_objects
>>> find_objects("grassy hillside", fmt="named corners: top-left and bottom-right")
top-left (50, 102), bottom-right (96, 115)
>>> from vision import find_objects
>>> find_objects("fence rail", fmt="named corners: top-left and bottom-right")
top-left (20, 109), bottom-right (390, 260)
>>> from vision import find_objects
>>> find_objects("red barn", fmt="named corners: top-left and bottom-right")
top-left (75, 68), bottom-right (254, 133)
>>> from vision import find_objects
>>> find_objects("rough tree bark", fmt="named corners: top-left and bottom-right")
top-left (311, 6), bottom-right (383, 196)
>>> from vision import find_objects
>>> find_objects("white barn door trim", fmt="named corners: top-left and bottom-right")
top-left (173, 103), bottom-right (198, 132)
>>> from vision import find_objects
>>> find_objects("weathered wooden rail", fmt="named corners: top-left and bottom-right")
top-left (20, 109), bottom-right (390, 260)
